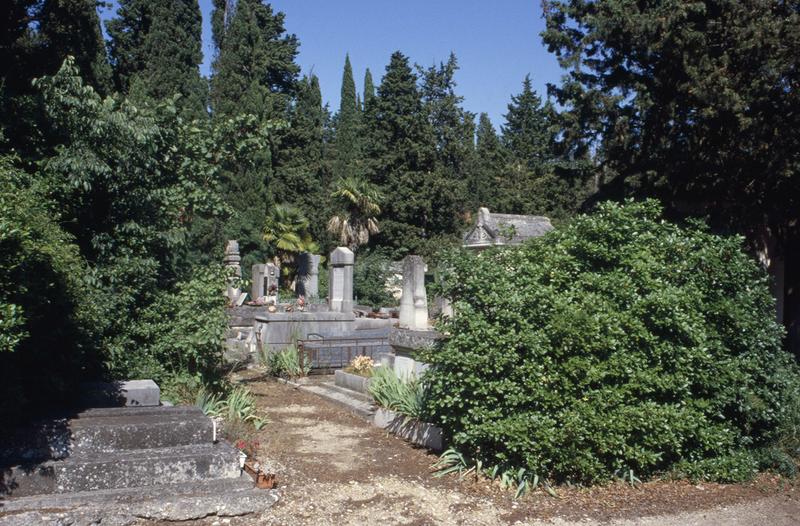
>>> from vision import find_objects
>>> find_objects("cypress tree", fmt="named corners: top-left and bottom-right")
top-left (209, 0), bottom-right (300, 270)
top-left (470, 113), bottom-right (507, 210)
top-left (500, 76), bottom-right (588, 218)
top-left (502, 75), bottom-right (553, 169)
top-left (363, 68), bottom-right (375, 108)
top-left (0, 1), bottom-right (41, 156)
top-left (273, 74), bottom-right (330, 242)
top-left (107, 0), bottom-right (206, 118)
top-left (333, 54), bottom-right (361, 179)
top-left (210, 0), bottom-right (299, 119)
top-left (364, 51), bottom-right (458, 256)
top-left (419, 53), bottom-right (474, 187)
top-left (38, 0), bottom-right (113, 95)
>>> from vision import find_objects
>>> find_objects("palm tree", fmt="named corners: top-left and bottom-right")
top-left (263, 204), bottom-right (319, 267)
top-left (327, 176), bottom-right (382, 252)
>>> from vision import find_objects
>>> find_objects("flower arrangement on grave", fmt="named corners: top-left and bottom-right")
top-left (349, 355), bottom-right (375, 377)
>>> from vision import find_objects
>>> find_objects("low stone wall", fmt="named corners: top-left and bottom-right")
top-left (255, 311), bottom-right (356, 352)
top-left (373, 408), bottom-right (443, 451)
top-left (334, 369), bottom-right (371, 394)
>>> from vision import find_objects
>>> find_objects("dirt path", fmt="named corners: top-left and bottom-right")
top-left (197, 375), bottom-right (799, 525)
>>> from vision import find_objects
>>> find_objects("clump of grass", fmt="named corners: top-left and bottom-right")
top-left (196, 385), bottom-right (267, 431)
top-left (267, 344), bottom-right (311, 379)
top-left (368, 366), bottom-right (428, 419)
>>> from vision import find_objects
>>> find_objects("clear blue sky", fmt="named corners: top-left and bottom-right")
top-left (100, 1), bottom-right (563, 127)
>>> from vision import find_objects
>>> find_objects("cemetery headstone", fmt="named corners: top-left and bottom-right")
top-left (296, 253), bottom-right (321, 299)
top-left (328, 247), bottom-right (354, 313)
top-left (399, 255), bottom-right (428, 329)
top-left (251, 264), bottom-right (267, 301)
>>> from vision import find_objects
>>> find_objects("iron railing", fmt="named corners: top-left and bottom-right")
top-left (297, 331), bottom-right (390, 373)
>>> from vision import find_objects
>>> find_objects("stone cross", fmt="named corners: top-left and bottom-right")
top-left (223, 240), bottom-right (242, 304)
top-left (328, 247), bottom-right (354, 313)
top-left (296, 253), bottom-right (320, 299)
top-left (399, 255), bottom-right (428, 329)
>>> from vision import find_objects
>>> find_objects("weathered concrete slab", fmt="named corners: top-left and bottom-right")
top-left (255, 310), bottom-right (356, 352)
top-left (79, 380), bottom-right (160, 408)
top-left (334, 369), bottom-right (371, 395)
top-left (0, 477), bottom-right (278, 525)
top-left (3, 442), bottom-right (240, 497)
top-left (373, 408), bottom-right (443, 451)
top-left (68, 408), bottom-right (213, 453)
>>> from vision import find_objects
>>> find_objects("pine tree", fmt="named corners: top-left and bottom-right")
top-left (107, 0), bottom-right (206, 118)
top-left (363, 68), bottom-right (375, 109)
top-left (333, 54), bottom-right (361, 180)
top-left (37, 0), bottom-right (113, 95)
top-left (364, 51), bottom-right (458, 257)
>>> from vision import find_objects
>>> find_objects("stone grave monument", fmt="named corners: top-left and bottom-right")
top-left (399, 255), bottom-right (428, 329)
top-left (223, 240), bottom-right (243, 304)
top-left (251, 262), bottom-right (280, 304)
top-left (296, 252), bottom-right (320, 299)
top-left (387, 254), bottom-right (442, 379)
top-left (328, 247), bottom-right (354, 313)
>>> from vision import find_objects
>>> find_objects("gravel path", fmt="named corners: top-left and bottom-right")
top-left (191, 375), bottom-right (800, 526)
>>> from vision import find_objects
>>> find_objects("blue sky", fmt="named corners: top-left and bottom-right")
top-left (100, 1), bottom-right (563, 126)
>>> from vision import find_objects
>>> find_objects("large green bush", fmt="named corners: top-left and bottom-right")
top-left (0, 59), bottom-right (266, 422)
top-left (0, 156), bottom-right (102, 422)
top-left (423, 200), bottom-right (799, 484)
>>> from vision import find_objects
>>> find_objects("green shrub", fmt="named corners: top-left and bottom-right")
top-left (423, 200), bottom-right (800, 484)
top-left (369, 366), bottom-right (429, 419)
top-left (353, 249), bottom-right (398, 309)
top-left (0, 156), bottom-right (102, 423)
top-left (106, 264), bottom-right (229, 388)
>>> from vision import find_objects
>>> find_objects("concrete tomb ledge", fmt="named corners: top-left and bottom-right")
top-left (373, 408), bottom-right (443, 451)
top-left (388, 327), bottom-right (443, 356)
top-left (255, 311), bottom-right (355, 323)
top-left (334, 369), bottom-right (372, 395)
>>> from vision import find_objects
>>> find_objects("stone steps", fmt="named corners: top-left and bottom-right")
top-left (0, 477), bottom-right (278, 524)
top-left (68, 406), bottom-right (214, 454)
top-left (4, 442), bottom-right (242, 498)
top-left (300, 381), bottom-right (376, 421)
top-left (0, 406), bottom-right (214, 466)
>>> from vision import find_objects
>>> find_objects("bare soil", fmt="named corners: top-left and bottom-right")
top-left (182, 373), bottom-right (800, 525)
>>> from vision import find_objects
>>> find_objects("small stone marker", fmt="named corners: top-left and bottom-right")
top-left (251, 263), bottom-right (266, 301)
top-left (235, 292), bottom-right (248, 306)
top-left (223, 240), bottom-right (242, 303)
top-left (394, 356), bottom-right (416, 381)
top-left (399, 255), bottom-right (428, 329)
top-left (328, 247), bottom-right (354, 313)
